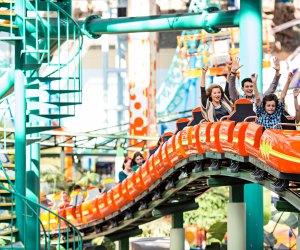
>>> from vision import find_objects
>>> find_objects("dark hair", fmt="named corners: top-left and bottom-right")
top-left (206, 84), bottom-right (225, 100)
top-left (262, 94), bottom-right (278, 109)
top-left (131, 152), bottom-right (144, 167)
top-left (73, 184), bottom-right (82, 191)
top-left (122, 156), bottom-right (132, 170)
top-left (241, 78), bottom-right (252, 88)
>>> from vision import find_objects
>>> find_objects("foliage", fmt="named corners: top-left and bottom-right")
top-left (184, 187), bottom-right (229, 230)
top-left (139, 217), bottom-right (171, 237)
top-left (264, 188), bottom-right (272, 225)
top-left (40, 164), bottom-right (67, 193)
top-left (0, 238), bottom-right (7, 246)
top-left (91, 236), bottom-right (115, 250)
top-left (207, 221), bottom-right (227, 244)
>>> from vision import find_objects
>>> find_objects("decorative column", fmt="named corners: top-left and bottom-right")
top-left (128, 0), bottom-right (157, 150)
top-left (240, 1), bottom-right (264, 249)
top-left (170, 212), bottom-right (185, 250)
top-left (228, 185), bottom-right (246, 249)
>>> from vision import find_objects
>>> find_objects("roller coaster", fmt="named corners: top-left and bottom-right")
top-left (0, 0), bottom-right (299, 250)
top-left (38, 99), bottom-right (300, 241)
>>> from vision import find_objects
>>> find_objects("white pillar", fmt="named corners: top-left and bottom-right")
top-left (228, 202), bottom-right (246, 250)
top-left (170, 228), bottom-right (185, 250)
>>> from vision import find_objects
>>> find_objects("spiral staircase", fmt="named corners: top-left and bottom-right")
top-left (0, 0), bottom-right (83, 249)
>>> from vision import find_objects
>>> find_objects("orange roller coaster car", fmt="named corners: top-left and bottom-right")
top-left (40, 99), bottom-right (300, 232)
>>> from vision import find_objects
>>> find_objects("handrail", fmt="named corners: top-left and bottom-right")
top-left (244, 116), bottom-right (258, 122)
top-left (273, 123), bottom-right (300, 129)
top-left (220, 115), bottom-right (229, 121)
top-left (0, 163), bottom-right (49, 247)
top-left (43, 0), bottom-right (83, 78)
top-left (0, 163), bottom-right (83, 249)
top-left (24, 0), bottom-right (48, 76)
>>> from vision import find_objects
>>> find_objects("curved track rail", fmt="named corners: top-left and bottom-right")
top-left (50, 153), bottom-right (300, 243)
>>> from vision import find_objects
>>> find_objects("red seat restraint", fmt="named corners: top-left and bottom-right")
top-left (191, 124), bottom-right (205, 154)
top-left (140, 158), bottom-right (158, 188)
top-left (231, 122), bottom-right (251, 156)
top-left (111, 181), bottom-right (133, 209)
top-left (175, 126), bottom-right (197, 157)
top-left (125, 172), bottom-right (144, 199)
top-left (160, 136), bottom-right (174, 172)
top-left (153, 132), bottom-right (173, 176)
top-left (218, 120), bottom-right (236, 153)
top-left (167, 118), bottom-right (190, 166)
top-left (148, 154), bottom-right (162, 179)
top-left (82, 187), bottom-right (102, 222)
top-left (244, 123), bottom-right (264, 160)
top-left (97, 193), bottom-right (108, 219)
top-left (206, 122), bottom-right (223, 153)
top-left (259, 129), bottom-right (300, 174)
top-left (198, 122), bottom-right (212, 152)
top-left (98, 190), bottom-right (119, 218)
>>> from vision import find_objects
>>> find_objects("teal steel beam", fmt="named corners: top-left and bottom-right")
top-left (240, 0), bottom-right (263, 91)
top-left (14, 2), bottom-right (26, 244)
top-left (108, 227), bottom-right (142, 241)
top-left (26, 144), bottom-right (40, 250)
top-left (83, 10), bottom-right (240, 38)
top-left (152, 200), bottom-right (199, 217)
top-left (14, 69), bottom-right (26, 244)
top-left (275, 200), bottom-right (298, 213)
top-left (208, 177), bottom-right (250, 187)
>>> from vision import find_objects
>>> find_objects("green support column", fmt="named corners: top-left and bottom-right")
top-left (119, 238), bottom-right (129, 250)
top-left (228, 186), bottom-right (246, 250)
top-left (240, 0), bottom-right (263, 90)
top-left (240, 1), bottom-right (264, 249)
top-left (14, 68), bottom-right (26, 244)
top-left (171, 212), bottom-right (185, 250)
top-left (26, 144), bottom-right (40, 250)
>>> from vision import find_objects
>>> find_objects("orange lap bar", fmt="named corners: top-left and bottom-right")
top-left (152, 145), bottom-right (165, 177)
top-left (218, 120), bottom-right (236, 154)
top-left (160, 139), bottom-right (174, 173)
top-left (191, 125), bottom-right (205, 154)
top-left (231, 122), bottom-right (251, 156)
top-left (259, 129), bottom-right (300, 174)
top-left (166, 133), bottom-right (182, 167)
top-left (198, 122), bottom-right (212, 152)
top-left (244, 123), bottom-right (264, 160)
top-left (140, 159), bottom-right (158, 188)
top-left (64, 204), bottom-right (85, 226)
top-left (174, 127), bottom-right (191, 158)
top-left (81, 198), bottom-right (102, 222)
top-left (112, 180), bottom-right (133, 208)
top-left (98, 191), bottom-right (119, 219)
top-left (206, 122), bottom-right (223, 153)
top-left (96, 193), bottom-right (108, 219)
top-left (125, 172), bottom-right (145, 199)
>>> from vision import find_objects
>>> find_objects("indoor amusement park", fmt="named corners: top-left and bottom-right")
top-left (1, 0), bottom-right (300, 249)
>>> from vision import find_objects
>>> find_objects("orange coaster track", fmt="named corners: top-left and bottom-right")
top-left (42, 106), bottom-right (300, 243)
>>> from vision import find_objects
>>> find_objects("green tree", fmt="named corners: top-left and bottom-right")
top-left (184, 187), bottom-right (229, 229)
